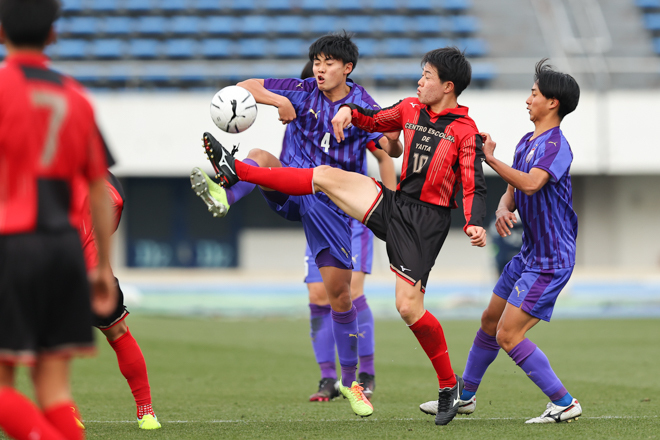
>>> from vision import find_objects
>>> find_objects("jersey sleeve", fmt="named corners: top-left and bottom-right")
top-left (343, 100), bottom-right (405, 133)
top-left (532, 141), bottom-right (572, 183)
top-left (263, 77), bottom-right (310, 114)
top-left (458, 134), bottom-right (487, 232)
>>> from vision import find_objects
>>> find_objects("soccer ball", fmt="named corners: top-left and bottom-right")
top-left (209, 85), bottom-right (258, 133)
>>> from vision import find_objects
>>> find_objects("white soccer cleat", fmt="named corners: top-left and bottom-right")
top-left (525, 398), bottom-right (582, 424)
top-left (419, 395), bottom-right (476, 415)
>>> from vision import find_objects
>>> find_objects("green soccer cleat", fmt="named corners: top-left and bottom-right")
top-left (190, 167), bottom-right (230, 218)
top-left (137, 414), bottom-right (162, 430)
top-left (339, 380), bottom-right (374, 417)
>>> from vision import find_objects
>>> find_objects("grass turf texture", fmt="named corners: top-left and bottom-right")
top-left (6, 316), bottom-right (659, 439)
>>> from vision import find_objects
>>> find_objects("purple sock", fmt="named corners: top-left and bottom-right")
top-left (463, 328), bottom-right (500, 392)
top-left (309, 304), bottom-right (336, 379)
top-left (225, 158), bottom-right (258, 205)
top-left (353, 296), bottom-right (375, 375)
top-left (331, 305), bottom-right (358, 387)
top-left (509, 338), bottom-right (567, 400)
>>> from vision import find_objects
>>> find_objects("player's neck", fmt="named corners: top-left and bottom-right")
top-left (427, 95), bottom-right (458, 114)
top-left (4, 43), bottom-right (45, 57)
top-left (531, 115), bottom-right (561, 140)
top-left (322, 82), bottom-right (351, 103)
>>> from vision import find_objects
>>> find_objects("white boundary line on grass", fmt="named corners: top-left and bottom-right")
top-left (85, 415), bottom-right (658, 423)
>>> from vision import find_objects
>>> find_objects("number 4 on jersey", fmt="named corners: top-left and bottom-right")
top-left (320, 132), bottom-right (331, 153)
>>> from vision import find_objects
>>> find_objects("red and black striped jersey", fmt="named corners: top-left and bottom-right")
top-left (0, 53), bottom-right (110, 234)
top-left (345, 98), bottom-right (487, 231)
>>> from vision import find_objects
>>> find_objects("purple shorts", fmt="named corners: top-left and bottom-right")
top-left (304, 218), bottom-right (374, 283)
top-left (493, 253), bottom-right (573, 322)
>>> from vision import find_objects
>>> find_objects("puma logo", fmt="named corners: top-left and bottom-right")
top-left (308, 108), bottom-right (320, 119)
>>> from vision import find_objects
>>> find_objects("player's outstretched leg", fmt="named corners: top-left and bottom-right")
top-left (190, 167), bottom-right (230, 218)
top-left (202, 132), bottom-right (239, 187)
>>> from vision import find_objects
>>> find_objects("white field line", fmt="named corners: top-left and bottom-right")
top-left (85, 415), bottom-right (658, 423)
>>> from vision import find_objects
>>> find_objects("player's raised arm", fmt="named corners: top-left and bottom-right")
top-left (332, 101), bottom-right (405, 143)
top-left (237, 78), bottom-right (297, 124)
top-left (371, 140), bottom-right (398, 190)
top-left (459, 134), bottom-right (488, 247)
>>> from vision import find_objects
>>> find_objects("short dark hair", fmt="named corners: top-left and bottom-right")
top-left (0, 0), bottom-right (60, 48)
top-left (308, 31), bottom-right (358, 75)
top-left (421, 47), bottom-right (471, 97)
top-left (300, 60), bottom-right (314, 80)
top-left (534, 58), bottom-right (580, 120)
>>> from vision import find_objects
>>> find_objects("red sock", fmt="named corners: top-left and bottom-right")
top-left (108, 328), bottom-right (152, 410)
top-left (409, 311), bottom-right (457, 389)
top-left (235, 160), bottom-right (314, 196)
top-left (0, 387), bottom-right (65, 440)
top-left (43, 401), bottom-right (83, 440)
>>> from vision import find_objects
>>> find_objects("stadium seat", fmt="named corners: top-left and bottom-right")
top-left (240, 16), bottom-right (270, 35)
top-left (205, 16), bottom-right (234, 35)
top-left (353, 38), bottom-right (377, 57)
top-left (0, 44), bottom-right (6, 60)
top-left (52, 39), bottom-right (88, 59)
top-left (69, 65), bottom-right (101, 83)
top-left (171, 16), bottom-right (200, 35)
top-left (420, 37), bottom-right (452, 54)
top-left (450, 15), bottom-right (479, 34)
top-left (61, 0), bottom-right (84, 13)
top-left (125, 0), bottom-right (154, 12)
top-left (274, 39), bottom-right (306, 58)
top-left (160, 0), bottom-right (190, 11)
top-left (90, 0), bottom-right (120, 11)
top-left (140, 65), bottom-right (172, 84)
top-left (264, 0), bottom-right (292, 10)
top-left (636, 0), bottom-right (660, 9)
top-left (336, 0), bottom-right (363, 11)
top-left (103, 17), bottom-right (133, 35)
top-left (228, 0), bottom-right (256, 11)
top-left (238, 39), bottom-right (269, 58)
top-left (644, 13), bottom-right (660, 30)
top-left (68, 17), bottom-right (98, 36)
top-left (471, 62), bottom-right (496, 81)
top-left (378, 15), bottom-right (410, 35)
top-left (442, 0), bottom-right (471, 12)
top-left (383, 38), bottom-right (414, 57)
top-left (370, 0), bottom-right (397, 11)
top-left (136, 16), bottom-right (169, 35)
top-left (344, 16), bottom-right (374, 34)
top-left (455, 37), bottom-right (487, 57)
top-left (309, 16), bottom-right (338, 34)
top-left (653, 37), bottom-right (660, 54)
top-left (273, 16), bottom-right (305, 35)
top-left (177, 64), bottom-right (207, 83)
top-left (301, 0), bottom-right (328, 11)
top-left (92, 39), bottom-right (125, 59)
top-left (192, 0), bottom-right (223, 11)
top-left (200, 39), bottom-right (233, 58)
top-left (105, 65), bottom-right (132, 83)
top-left (415, 16), bottom-right (448, 34)
top-left (407, 0), bottom-right (432, 11)
top-left (165, 39), bottom-right (198, 59)
top-left (128, 39), bottom-right (161, 59)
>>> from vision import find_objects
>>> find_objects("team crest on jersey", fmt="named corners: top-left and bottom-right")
top-left (525, 148), bottom-right (536, 163)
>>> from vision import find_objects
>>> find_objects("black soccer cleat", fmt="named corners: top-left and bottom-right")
top-left (358, 372), bottom-right (376, 400)
top-left (309, 377), bottom-right (340, 402)
top-left (435, 375), bottom-right (464, 426)
top-left (202, 132), bottom-right (239, 188)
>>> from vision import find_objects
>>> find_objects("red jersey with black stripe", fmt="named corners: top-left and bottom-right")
top-left (345, 98), bottom-right (487, 231)
top-left (0, 53), bottom-right (110, 235)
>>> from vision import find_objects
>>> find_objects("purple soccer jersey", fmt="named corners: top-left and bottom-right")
top-left (512, 127), bottom-right (578, 270)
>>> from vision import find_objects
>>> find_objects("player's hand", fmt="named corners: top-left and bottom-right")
top-left (480, 132), bottom-right (496, 161)
top-left (466, 226), bottom-right (487, 247)
top-left (495, 209), bottom-right (517, 237)
top-left (331, 106), bottom-right (353, 142)
top-left (277, 98), bottom-right (297, 125)
top-left (89, 264), bottom-right (117, 317)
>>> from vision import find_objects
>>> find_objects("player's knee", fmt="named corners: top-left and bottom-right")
top-left (102, 319), bottom-right (128, 342)
top-left (395, 301), bottom-right (420, 325)
top-left (495, 329), bottom-right (515, 352)
top-left (312, 165), bottom-right (334, 192)
top-left (246, 148), bottom-right (275, 167)
top-left (480, 309), bottom-right (499, 334)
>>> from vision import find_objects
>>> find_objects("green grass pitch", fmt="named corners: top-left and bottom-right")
top-left (7, 316), bottom-right (659, 439)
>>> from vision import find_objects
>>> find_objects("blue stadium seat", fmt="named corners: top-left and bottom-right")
top-left (140, 65), bottom-right (171, 84)
top-left (301, 0), bottom-right (328, 11)
top-left (240, 16), bottom-right (270, 35)
top-left (371, 0), bottom-right (397, 11)
top-left (161, 0), bottom-right (190, 11)
top-left (128, 39), bottom-right (161, 58)
top-left (455, 37), bottom-right (487, 56)
top-left (379, 15), bottom-right (410, 34)
top-left (52, 40), bottom-right (88, 59)
top-left (353, 38), bottom-right (377, 57)
top-left (89, 0), bottom-right (120, 11)
top-left (125, 0), bottom-right (154, 12)
top-left (636, 0), bottom-right (660, 9)
top-left (136, 16), bottom-right (169, 35)
top-left (177, 64), bottom-right (207, 83)
top-left (264, 0), bottom-right (292, 10)
top-left (383, 38), bottom-right (414, 57)
top-left (228, 0), bottom-right (257, 11)
top-left (92, 39), bottom-right (125, 59)
top-left (653, 37), bottom-right (660, 54)
top-left (238, 39), bottom-right (269, 58)
top-left (450, 15), bottom-right (479, 34)
top-left (407, 0), bottom-right (432, 11)
top-left (201, 39), bottom-right (232, 58)
top-left (61, 0), bottom-right (84, 13)
top-left (471, 62), bottom-right (496, 81)
top-left (200, 38), bottom-right (232, 58)
top-left (309, 16), bottom-right (338, 34)
top-left (192, 0), bottom-right (223, 11)
top-left (644, 13), bottom-right (660, 30)
top-left (273, 16), bottom-right (305, 35)
top-left (415, 16), bottom-right (448, 34)
top-left (103, 17), bottom-right (133, 35)
top-left (442, 0), bottom-right (471, 12)
top-left (419, 37), bottom-right (452, 54)
top-left (205, 16), bottom-right (234, 35)
top-left (68, 17), bottom-right (98, 36)
top-left (70, 65), bottom-right (101, 83)
top-left (54, 18), bottom-right (67, 36)
top-left (274, 39), bottom-right (306, 58)
top-left (165, 39), bottom-right (198, 58)
top-left (344, 16), bottom-right (374, 34)
top-left (336, 0), bottom-right (363, 11)
top-left (171, 16), bottom-right (200, 35)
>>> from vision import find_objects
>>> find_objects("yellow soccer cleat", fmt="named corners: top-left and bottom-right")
top-left (339, 380), bottom-right (374, 417)
top-left (190, 167), bottom-right (230, 218)
top-left (71, 406), bottom-right (85, 430)
top-left (137, 414), bottom-right (162, 430)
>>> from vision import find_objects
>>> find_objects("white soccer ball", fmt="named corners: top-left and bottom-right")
top-left (209, 85), bottom-right (258, 133)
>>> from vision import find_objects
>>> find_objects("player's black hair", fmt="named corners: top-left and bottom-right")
top-left (534, 58), bottom-right (580, 120)
top-left (0, 0), bottom-right (60, 48)
top-left (421, 47), bottom-right (471, 97)
top-left (300, 60), bottom-right (314, 80)
top-left (308, 31), bottom-right (359, 75)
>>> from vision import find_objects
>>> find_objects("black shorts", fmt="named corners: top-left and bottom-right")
top-left (92, 278), bottom-right (129, 329)
top-left (0, 230), bottom-right (95, 365)
top-left (364, 182), bottom-right (451, 291)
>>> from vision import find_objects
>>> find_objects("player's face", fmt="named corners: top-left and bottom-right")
top-left (313, 55), bottom-right (352, 92)
top-left (417, 63), bottom-right (449, 106)
top-left (526, 82), bottom-right (554, 122)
